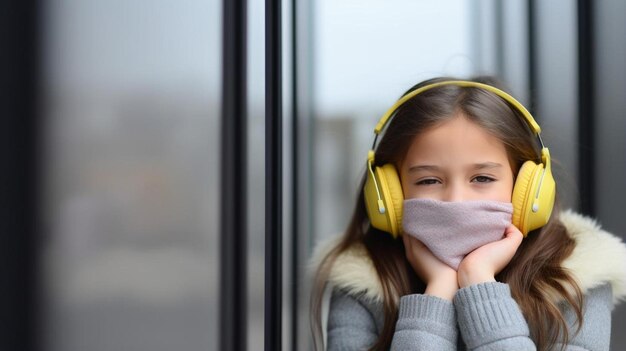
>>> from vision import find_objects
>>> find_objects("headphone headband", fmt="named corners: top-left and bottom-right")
top-left (373, 80), bottom-right (541, 136)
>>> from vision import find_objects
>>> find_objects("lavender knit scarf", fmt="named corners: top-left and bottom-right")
top-left (402, 198), bottom-right (513, 270)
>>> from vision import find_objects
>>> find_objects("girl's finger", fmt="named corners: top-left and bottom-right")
top-left (503, 225), bottom-right (524, 248)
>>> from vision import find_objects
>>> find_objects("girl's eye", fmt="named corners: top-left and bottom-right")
top-left (416, 178), bottom-right (441, 186)
top-left (472, 175), bottom-right (496, 183)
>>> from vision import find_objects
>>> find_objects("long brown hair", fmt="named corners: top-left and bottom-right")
top-left (310, 76), bottom-right (583, 351)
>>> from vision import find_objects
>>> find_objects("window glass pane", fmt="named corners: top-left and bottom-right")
top-left (40, 1), bottom-right (220, 350)
top-left (246, 0), bottom-right (265, 348)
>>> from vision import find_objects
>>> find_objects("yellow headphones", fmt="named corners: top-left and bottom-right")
top-left (363, 80), bottom-right (555, 238)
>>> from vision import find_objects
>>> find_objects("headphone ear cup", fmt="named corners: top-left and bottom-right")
top-left (512, 161), bottom-right (537, 235)
top-left (363, 163), bottom-right (404, 237)
top-left (512, 160), bottom-right (555, 235)
top-left (363, 167), bottom-right (386, 232)
top-left (377, 164), bottom-right (404, 237)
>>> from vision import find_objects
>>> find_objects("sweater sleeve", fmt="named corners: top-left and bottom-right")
top-left (327, 288), bottom-right (381, 350)
top-left (327, 288), bottom-right (458, 350)
top-left (391, 294), bottom-right (458, 351)
top-left (454, 282), bottom-right (536, 351)
top-left (454, 282), bottom-right (614, 351)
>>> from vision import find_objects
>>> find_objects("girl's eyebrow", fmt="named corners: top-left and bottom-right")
top-left (408, 165), bottom-right (440, 173)
top-left (473, 162), bottom-right (503, 170)
top-left (408, 162), bottom-right (503, 173)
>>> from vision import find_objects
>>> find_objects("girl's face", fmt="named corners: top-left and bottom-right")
top-left (400, 113), bottom-right (514, 202)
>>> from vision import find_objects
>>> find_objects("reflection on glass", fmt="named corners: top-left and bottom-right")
top-left (41, 1), bottom-right (220, 350)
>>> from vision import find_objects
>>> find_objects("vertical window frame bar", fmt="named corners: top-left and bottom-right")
top-left (577, 0), bottom-right (596, 216)
top-left (0, 1), bottom-right (41, 350)
top-left (265, 0), bottom-right (283, 349)
top-left (290, 0), bottom-right (299, 348)
top-left (219, 0), bottom-right (248, 349)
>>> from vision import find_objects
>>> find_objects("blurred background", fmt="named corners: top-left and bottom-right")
top-left (2, 0), bottom-right (625, 350)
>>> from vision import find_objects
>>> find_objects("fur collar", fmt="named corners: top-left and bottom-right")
top-left (311, 211), bottom-right (626, 306)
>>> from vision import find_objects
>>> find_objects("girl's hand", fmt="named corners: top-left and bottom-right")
top-left (402, 234), bottom-right (458, 300)
top-left (457, 224), bottom-right (524, 288)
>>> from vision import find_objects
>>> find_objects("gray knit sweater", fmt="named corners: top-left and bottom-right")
top-left (318, 211), bottom-right (626, 351)
top-left (328, 282), bottom-right (612, 350)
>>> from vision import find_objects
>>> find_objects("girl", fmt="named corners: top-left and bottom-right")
top-left (311, 77), bottom-right (626, 350)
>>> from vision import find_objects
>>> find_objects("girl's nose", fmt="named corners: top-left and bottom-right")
top-left (443, 182), bottom-right (465, 202)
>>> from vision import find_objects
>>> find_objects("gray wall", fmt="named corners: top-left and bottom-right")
top-left (595, 1), bottom-right (626, 348)
top-left (533, 1), bottom-right (626, 347)
top-left (535, 0), bottom-right (580, 210)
